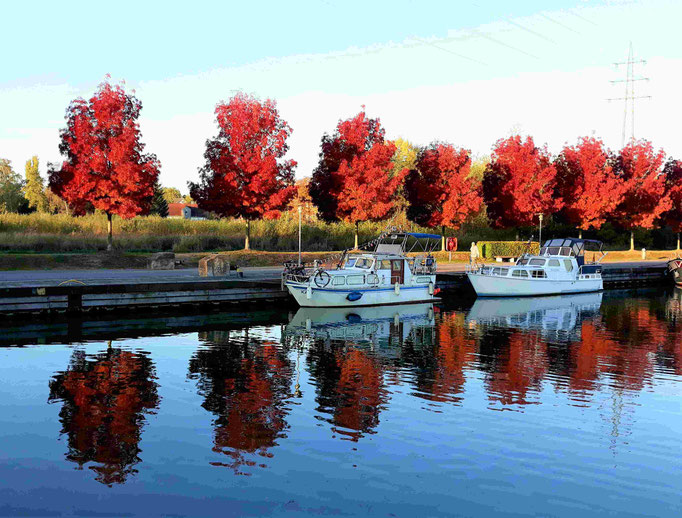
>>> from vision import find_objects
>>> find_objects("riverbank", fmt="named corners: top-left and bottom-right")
top-left (0, 248), bottom-right (679, 271)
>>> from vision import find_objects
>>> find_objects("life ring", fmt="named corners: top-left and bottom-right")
top-left (446, 237), bottom-right (458, 251)
top-left (314, 270), bottom-right (331, 288)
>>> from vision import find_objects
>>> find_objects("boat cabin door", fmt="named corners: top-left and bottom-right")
top-left (390, 259), bottom-right (404, 285)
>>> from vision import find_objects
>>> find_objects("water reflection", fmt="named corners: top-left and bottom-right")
top-left (30, 289), bottom-right (682, 492)
top-left (48, 346), bottom-right (159, 485)
top-left (188, 330), bottom-right (293, 474)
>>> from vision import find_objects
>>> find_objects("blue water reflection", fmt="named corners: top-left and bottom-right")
top-left (0, 290), bottom-right (680, 517)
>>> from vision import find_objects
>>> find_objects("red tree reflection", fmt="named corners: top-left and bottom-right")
top-left (485, 331), bottom-right (549, 407)
top-left (189, 334), bottom-right (293, 474)
top-left (308, 343), bottom-right (388, 442)
top-left (48, 347), bottom-right (159, 485)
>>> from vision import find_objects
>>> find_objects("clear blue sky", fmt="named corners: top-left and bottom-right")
top-left (2, 0), bottom-right (680, 190)
top-left (4, 0), bottom-right (589, 86)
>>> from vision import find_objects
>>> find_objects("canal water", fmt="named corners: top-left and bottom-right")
top-left (0, 289), bottom-right (680, 517)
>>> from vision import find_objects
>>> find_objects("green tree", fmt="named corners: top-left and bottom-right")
top-left (149, 180), bottom-right (169, 217)
top-left (162, 187), bottom-right (181, 205)
top-left (24, 156), bottom-right (48, 212)
top-left (0, 158), bottom-right (27, 213)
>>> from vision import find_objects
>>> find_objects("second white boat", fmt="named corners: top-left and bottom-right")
top-left (466, 238), bottom-right (605, 297)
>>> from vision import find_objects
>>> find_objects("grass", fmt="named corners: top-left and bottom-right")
top-left (1, 212), bottom-right (679, 259)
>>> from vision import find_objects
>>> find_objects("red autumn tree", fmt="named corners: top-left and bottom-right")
top-left (482, 135), bottom-right (562, 230)
top-left (48, 79), bottom-right (160, 250)
top-left (309, 110), bottom-right (407, 249)
top-left (405, 143), bottom-right (481, 249)
top-left (662, 158), bottom-right (682, 250)
top-left (189, 92), bottom-right (297, 249)
top-left (554, 137), bottom-right (626, 234)
top-left (611, 140), bottom-right (670, 250)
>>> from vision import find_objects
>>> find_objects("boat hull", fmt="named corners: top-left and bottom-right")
top-left (466, 273), bottom-right (603, 297)
top-left (668, 259), bottom-right (682, 286)
top-left (285, 282), bottom-right (438, 307)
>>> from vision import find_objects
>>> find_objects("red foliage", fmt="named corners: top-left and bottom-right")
top-left (662, 158), bottom-right (682, 233)
top-left (405, 143), bottom-right (481, 229)
top-left (309, 110), bottom-right (406, 224)
top-left (189, 92), bottom-right (296, 220)
top-left (482, 135), bottom-right (562, 228)
top-left (48, 80), bottom-right (160, 218)
top-left (612, 140), bottom-right (670, 230)
top-left (555, 137), bottom-right (626, 230)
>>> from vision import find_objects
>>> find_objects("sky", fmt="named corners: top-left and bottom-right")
top-left (1, 0), bottom-right (681, 191)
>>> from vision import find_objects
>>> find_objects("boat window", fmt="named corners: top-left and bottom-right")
top-left (416, 276), bottom-right (431, 283)
top-left (549, 239), bottom-right (563, 246)
top-left (366, 274), bottom-right (379, 284)
top-left (572, 243), bottom-right (581, 256)
top-left (548, 259), bottom-right (560, 267)
top-left (355, 258), bottom-right (372, 269)
top-left (548, 247), bottom-right (561, 255)
top-left (529, 258), bottom-right (546, 266)
top-left (512, 269), bottom-right (529, 277)
top-left (345, 258), bottom-right (357, 267)
top-left (531, 270), bottom-right (547, 278)
top-left (564, 260), bottom-right (574, 272)
top-left (346, 275), bottom-right (365, 285)
top-left (516, 257), bottom-right (528, 265)
top-left (492, 267), bottom-right (509, 276)
top-left (379, 260), bottom-right (392, 270)
top-left (559, 246), bottom-right (572, 256)
top-left (332, 276), bottom-right (346, 286)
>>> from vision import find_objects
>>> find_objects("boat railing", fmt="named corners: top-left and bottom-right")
top-left (412, 255), bottom-right (437, 275)
top-left (578, 264), bottom-right (602, 277)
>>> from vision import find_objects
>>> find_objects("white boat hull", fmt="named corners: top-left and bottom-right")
top-left (466, 273), bottom-right (603, 297)
top-left (286, 282), bottom-right (438, 307)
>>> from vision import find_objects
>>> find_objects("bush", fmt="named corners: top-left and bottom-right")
top-left (478, 241), bottom-right (539, 259)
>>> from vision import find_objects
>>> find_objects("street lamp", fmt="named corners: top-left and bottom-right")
top-left (538, 213), bottom-right (544, 247)
top-left (298, 205), bottom-right (302, 266)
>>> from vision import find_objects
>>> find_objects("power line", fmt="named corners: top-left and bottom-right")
top-left (414, 37), bottom-right (488, 66)
top-left (607, 42), bottom-right (652, 146)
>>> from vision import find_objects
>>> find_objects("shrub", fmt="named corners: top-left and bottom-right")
top-left (477, 241), bottom-right (539, 259)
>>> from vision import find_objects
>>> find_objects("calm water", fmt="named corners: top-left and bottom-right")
top-left (1, 290), bottom-right (681, 517)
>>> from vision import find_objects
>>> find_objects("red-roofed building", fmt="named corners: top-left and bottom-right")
top-left (168, 203), bottom-right (207, 220)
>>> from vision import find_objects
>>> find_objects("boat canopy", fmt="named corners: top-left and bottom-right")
top-left (403, 232), bottom-right (442, 240)
top-left (540, 238), bottom-right (603, 256)
top-left (370, 230), bottom-right (441, 254)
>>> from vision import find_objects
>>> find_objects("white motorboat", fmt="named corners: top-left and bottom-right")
top-left (283, 231), bottom-right (440, 307)
top-left (466, 238), bottom-right (605, 297)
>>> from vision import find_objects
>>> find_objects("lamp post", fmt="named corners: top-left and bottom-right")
top-left (538, 213), bottom-right (544, 247)
top-left (298, 205), bottom-right (302, 266)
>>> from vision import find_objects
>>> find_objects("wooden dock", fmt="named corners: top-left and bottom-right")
top-left (0, 261), bottom-right (671, 317)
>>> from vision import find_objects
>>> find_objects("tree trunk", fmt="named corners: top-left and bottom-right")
top-left (578, 229), bottom-right (583, 239)
top-left (244, 219), bottom-right (251, 250)
top-left (677, 232), bottom-right (680, 252)
top-left (441, 226), bottom-right (446, 252)
top-left (106, 212), bottom-right (113, 252)
top-left (630, 230), bottom-right (634, 251)
top-left (354, 221), bottom-right (359, 250)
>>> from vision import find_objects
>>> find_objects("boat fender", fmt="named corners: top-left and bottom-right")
top-left (346, 291), bottom-right (363, 302)
top-left (306, 286), bottom-right (312, 300)
top-left (394, 283), bottom-right (400, 295)
top-left (428, 282), bottom-right (435, 295)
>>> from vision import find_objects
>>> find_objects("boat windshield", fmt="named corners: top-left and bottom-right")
top-left (344, 256), bottom-right (373, 269)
